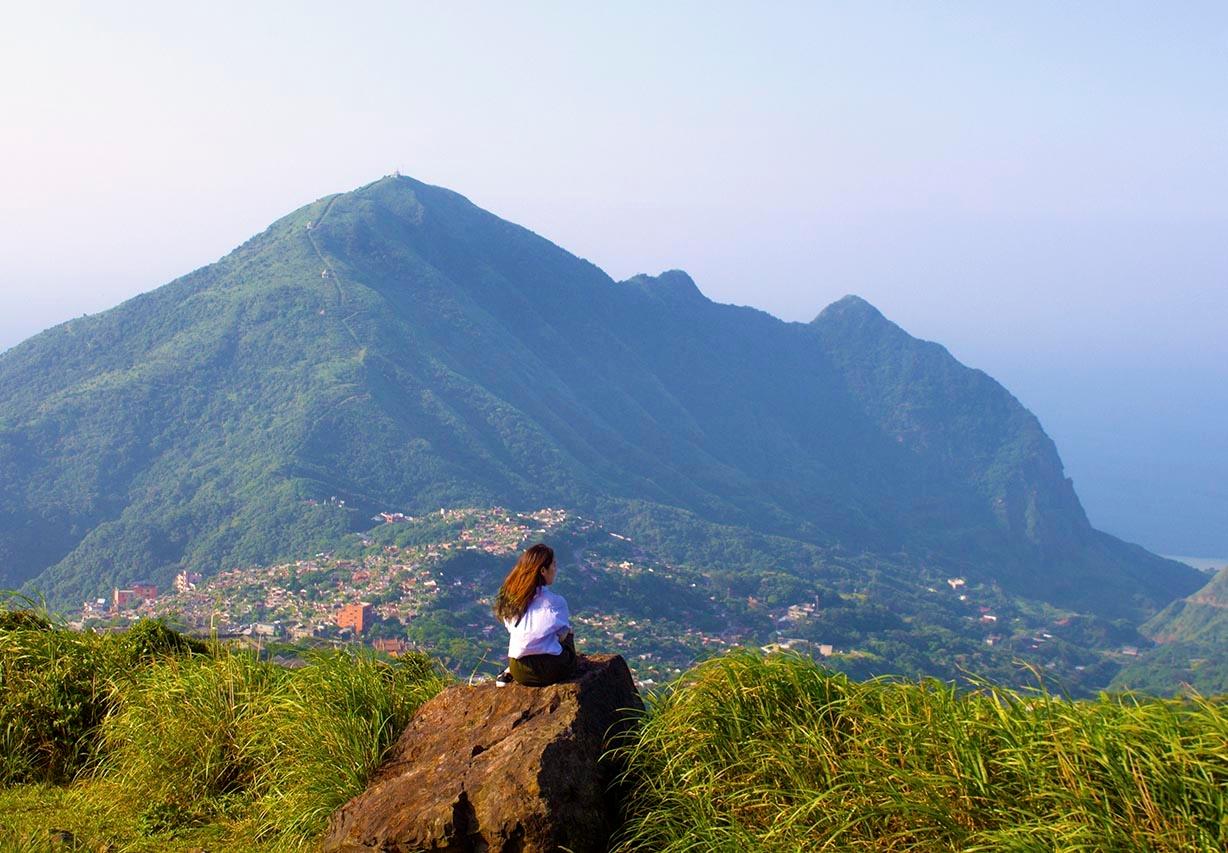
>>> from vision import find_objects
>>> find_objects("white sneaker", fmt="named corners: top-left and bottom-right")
top-left (495, 669), bottom-right (514, 688)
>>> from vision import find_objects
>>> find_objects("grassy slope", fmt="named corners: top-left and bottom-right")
top-left (0, 607), bottom-right (448, 851)
top-left (614, 652), bottom-right (1228, 852)
top-left (1112, 568), bottom-right (1228, 695)
top-left (1143, 566), bottom-right (1228, 645)
top-left (4, 610), bottom-right (1225, 852)
top-left (0, 783), bottom-right (292, 853)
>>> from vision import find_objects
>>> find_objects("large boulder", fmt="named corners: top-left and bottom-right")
top-left (322, 654), bottom-right (644, 853)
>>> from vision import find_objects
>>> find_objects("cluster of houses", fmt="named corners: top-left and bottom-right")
top-left (81, 569), bottom-right (212, 620)
top-left (81, 582), bottom-right (160, 618)
top-left (74, 507), bottom-right (581, 655)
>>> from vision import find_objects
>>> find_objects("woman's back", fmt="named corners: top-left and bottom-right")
top-left (494, 542), bottom-right (577, 687)
top-left (505, 585), bottom-right (570, 658)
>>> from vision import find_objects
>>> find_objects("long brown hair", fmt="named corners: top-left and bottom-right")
top-left (493, 543), bottom-right (555, 624)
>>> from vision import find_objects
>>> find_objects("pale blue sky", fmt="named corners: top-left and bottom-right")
top-left (1, 2), bottom-right (1225, 554)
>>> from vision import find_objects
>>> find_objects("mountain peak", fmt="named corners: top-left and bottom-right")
top-left (811, 294), bottom-right (886, 325)
top-left (620, 270), bottom-right (707, 304)
top-left (353, 172), bottom-right (464, 209)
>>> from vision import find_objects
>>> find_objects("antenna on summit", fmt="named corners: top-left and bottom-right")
top-left (394, 169), bottom-right (401, 178)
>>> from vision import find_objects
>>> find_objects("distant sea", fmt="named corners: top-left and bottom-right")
top-left (1164, 555), bottom-right (1228, 574)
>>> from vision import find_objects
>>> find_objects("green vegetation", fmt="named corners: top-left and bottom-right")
top-left (5, 604), bottom-right (1225, 851)
top-left (613, 651), bottom-right (1227, 852)
top-left (1111, 567), bottom-right (1228, 695)
top-left (92, 645), bottom-right (445, 843)
top-left (1, 597), bottom-right (208, 785)
top-left (1113, 643), bottom-right (1228, 697)
top-left (0, 175), bottom-right (1201, 632)
top-left (0, 600), bottom-right (448, 850)
top-left (1142, 566), bottom-right (1228, 647)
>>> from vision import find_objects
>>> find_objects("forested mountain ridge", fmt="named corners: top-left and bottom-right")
top-left (1142, 566), bottom-right (1228, 647)
top-left (0, 175), bottom-right (1202, 618)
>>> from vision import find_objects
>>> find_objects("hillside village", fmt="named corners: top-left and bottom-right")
top-left (79, 506), bottom-right (556, 635)
top-left (69, 505), bottom-right (1174, 690)
top-left (73, 507), bottom-right (753, 683)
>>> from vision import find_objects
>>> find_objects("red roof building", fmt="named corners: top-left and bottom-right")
top-left (337, 602), bottom-right (374, 634)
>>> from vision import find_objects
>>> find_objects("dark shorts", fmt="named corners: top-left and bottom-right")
top-left (509, 634), bottom-right (577, 686)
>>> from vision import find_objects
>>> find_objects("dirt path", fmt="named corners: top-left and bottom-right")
top-left (305, 196), bottom-right (361, 346)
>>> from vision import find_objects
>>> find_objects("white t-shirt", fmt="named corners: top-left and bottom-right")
top-left (504, 586), bottom-right (571, 658)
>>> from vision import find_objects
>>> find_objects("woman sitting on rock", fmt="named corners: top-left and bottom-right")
top-left (493, 543), bottom-right (576, 687)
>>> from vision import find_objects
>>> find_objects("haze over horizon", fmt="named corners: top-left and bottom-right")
top-left (2, 2), bottom-right (1225, 555)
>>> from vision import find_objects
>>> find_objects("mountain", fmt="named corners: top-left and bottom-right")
top-left (1143, 565), bottom-right (1228, 646)
top-left (0, 175), bottom-right (1203, 620)
top-left (1111, 566), bottom-right (1228, 695)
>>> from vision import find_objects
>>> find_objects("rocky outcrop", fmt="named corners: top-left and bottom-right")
top-left (321, 654), bottom-right (644, 853)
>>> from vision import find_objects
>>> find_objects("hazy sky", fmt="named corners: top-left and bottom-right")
top-left (2, 3), bottom-right (1225, 554)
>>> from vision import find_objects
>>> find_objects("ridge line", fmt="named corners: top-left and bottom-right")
top-left (306, 196), bottom-right (362, 347)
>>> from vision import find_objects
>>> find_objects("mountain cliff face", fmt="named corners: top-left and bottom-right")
top-left (0, 176), bottom-right (1202, 616)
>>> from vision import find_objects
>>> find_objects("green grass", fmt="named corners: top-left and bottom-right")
top-left (5, 603), bottom-right (1226, 852)
top-left (0, 596), bottom-right (208, 786)
top-left (87, 647), bottom-right (447, 846)
top-left (611, 650), bottom-right (1228, 852)
top-left (0, 601), bottom-right (449, 850)
top-left (0, 781), bottom-right (284, 852)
